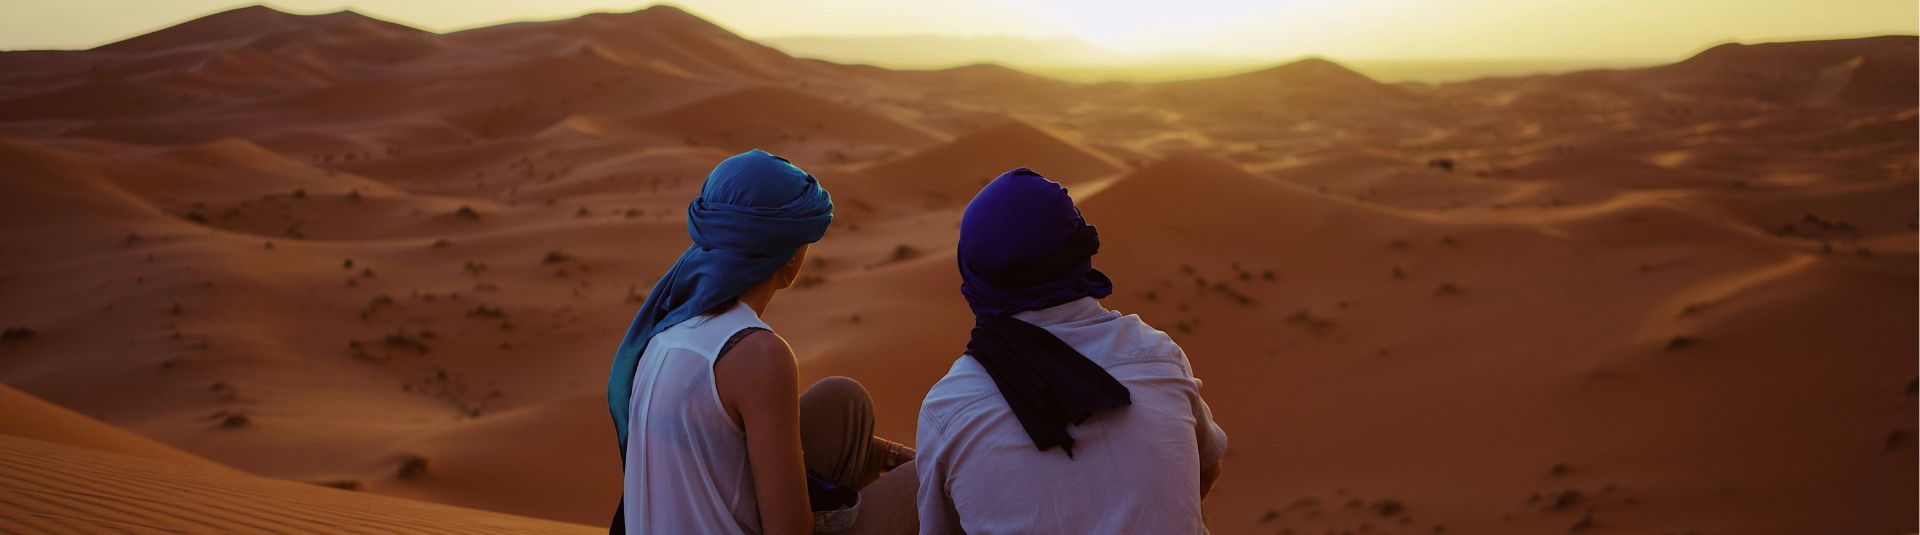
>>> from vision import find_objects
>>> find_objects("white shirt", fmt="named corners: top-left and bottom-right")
top-left (623, 302), bottom-right (769, 535)
top-left (916, 297), bottom-right (1230, 534)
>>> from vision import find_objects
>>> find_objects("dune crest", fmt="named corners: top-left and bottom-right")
top-left (0, 384), bottom-right (234, 471)
top-left (0, 434), bottom-right (595, 533)
top-left (0, 4), bottom-right (1912, 533)
top-left (854, 119), bottom-right (1120, 207)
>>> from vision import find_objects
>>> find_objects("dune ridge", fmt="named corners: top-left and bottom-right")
top-left (0, 434), bottom-right (595, 534)
top-left (0, 4), bottom-right (1913, 534)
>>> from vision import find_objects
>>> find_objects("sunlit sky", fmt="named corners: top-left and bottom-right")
top-left (2, 0), bottom-right (1914, 60)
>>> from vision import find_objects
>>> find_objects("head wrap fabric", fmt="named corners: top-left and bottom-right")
top-left (607, 149), bottom-right (833, 448)
top-left (957, 169), bottom-right (1113, 315)
top-left (958, 168), bottom-right (1128, 457)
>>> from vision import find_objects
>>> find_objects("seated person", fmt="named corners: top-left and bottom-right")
top-left (915, 168), bottom-right (1229, 534)
top-left (608, 149), bottom-right (914, 535)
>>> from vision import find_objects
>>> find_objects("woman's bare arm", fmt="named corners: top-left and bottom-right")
top-left (715, 330), bottom-right (811, 535)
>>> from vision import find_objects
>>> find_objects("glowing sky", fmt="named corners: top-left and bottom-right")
top-left (2, 0), bottom-right (1913, 60)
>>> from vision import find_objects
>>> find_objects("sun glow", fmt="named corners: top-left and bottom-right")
top-left (0, 0), bottom-right (1913, 61)
top-left (1000, 0), bottom-right (1298, 54)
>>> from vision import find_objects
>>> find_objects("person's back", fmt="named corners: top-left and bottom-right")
top-left (915, 168), bottom-right (1228, 534)
top-left (623, 302), bottom-right (767, 534)
top-left (916, 297), bottom-right (1227, 533)
top-left (608, 149), bottom-right (918, 535)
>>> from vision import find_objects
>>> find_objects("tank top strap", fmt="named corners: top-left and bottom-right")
top-left (668, 301), bottom-right (773, 363)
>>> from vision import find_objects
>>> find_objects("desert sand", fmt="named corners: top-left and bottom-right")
top-left (0, 5), bottom-right (1914, 534)
top-left (0, 385), bottom-right (596, 532)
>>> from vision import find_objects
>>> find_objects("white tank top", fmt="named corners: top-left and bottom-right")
top-left (622, 302), bottom-right (771, 534)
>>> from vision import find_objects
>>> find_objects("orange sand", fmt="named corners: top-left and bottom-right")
top-left (0, 5), bottom-right (1914, 534)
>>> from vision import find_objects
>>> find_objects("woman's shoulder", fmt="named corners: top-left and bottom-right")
top-left (712, 329), bottom-right (800, 415)
top-left (715, 330), bottom-right (796, 375)
top-left (659, 301), bottom-right (773, 355)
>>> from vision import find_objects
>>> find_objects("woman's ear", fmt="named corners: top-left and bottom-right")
top-left (777, 244), bottom-right (810, 289)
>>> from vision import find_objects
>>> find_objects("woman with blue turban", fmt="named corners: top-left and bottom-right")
top-left (609, 150), bottom-right (915, 534)
top-left (914, 168), bottom-right (1231, 533)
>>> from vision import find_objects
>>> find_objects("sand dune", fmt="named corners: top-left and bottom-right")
top-left (1626, 36), bottom-right (1919, 106)
top-left (632, 86), bottom-right (945, 158)
top-left (378, 394), bottom-right (621, 524)
top-left (95, 6), bottom-right (419, 54)
top-left (0, 434), bottom-right (595, 534)
top-left (0, 384), bottom-right (233, 471)
top-left (1089, 151), bottom-right (1355, 234)
top-left (1082, 155), bottom-right (1914, 535)
top-left (0, 4), bottom-right (1912, 534)
top-left (1150, 58), bottom-right (1409, 110)
top-left (0, 139), bottom-right (176, 228)
top-left (852, 119), bottom-right (1120, 209)
top-left (458, 5), bottom-right (829, 82)
top-left (875, 63), bottom-right (1079, 101)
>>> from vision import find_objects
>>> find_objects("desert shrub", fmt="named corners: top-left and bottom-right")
top-left (1286, 309), bottom-right (1334, 338)
top-left (383, 331), bottom-right (429, 354)
top-left (219, 412), bottom-right (251, 429)
top-left (1570, 511), bottom-right (1596, 532)
top-left (1, 326), bottom-right (35, 342)
top-left (315, 480), bottom-right (363, 491)
top-left (397, 455), bottom-right (429, 479)
top-left (1665, 336), bottom-right (1695, 351)
top-left (889, 244), bottom-right (921, 263)
top-left (1545, 489), bottom-right (1581, 512)
top-left (1211, 282), bottom-right (1256, 305)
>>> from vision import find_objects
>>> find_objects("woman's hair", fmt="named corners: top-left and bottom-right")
top-left (700, 297), bottom-right (741, 317)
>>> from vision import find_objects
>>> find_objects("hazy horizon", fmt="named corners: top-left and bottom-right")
top-left (6, 1), bottom-right (1910, 84)
top-left (763, 33), bottom-right (1682, 82)
top-left (3, 1), bottom-right (1914, 62)
top-left (0, 0), bottom-right (1913, 533)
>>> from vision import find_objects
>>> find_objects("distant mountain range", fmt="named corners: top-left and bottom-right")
top-left (763, 34), bottom-right (1660, 83)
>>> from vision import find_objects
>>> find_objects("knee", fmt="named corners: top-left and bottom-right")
top-left (803, 376), bottom-right (871, 405)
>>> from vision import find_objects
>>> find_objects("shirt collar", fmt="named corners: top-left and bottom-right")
top-left (1009, 296), bottom-right (1109, 328)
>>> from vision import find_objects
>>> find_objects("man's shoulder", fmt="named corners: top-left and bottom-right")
top-left (918, 356), bottom-right (1003, 430)
top-left (1114, 313), bottom-right (1182, 354)
top-left (1067, 312), bottom-right (1190, 373)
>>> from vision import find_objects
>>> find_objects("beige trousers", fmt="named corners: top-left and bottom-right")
top-left (800, 377), bottom-right (918, 535)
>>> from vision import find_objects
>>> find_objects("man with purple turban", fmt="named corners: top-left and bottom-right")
top-left (915, 168), bottom-right (1230, 533)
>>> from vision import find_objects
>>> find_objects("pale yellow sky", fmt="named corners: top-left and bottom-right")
top-left (1, 0), bottom-right (1913, 60)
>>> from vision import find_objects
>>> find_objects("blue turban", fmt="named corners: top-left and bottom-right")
top-left (958, 168), bottom-right (1128, 457)
top-left (607, 149), bottom-right (833, 447)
